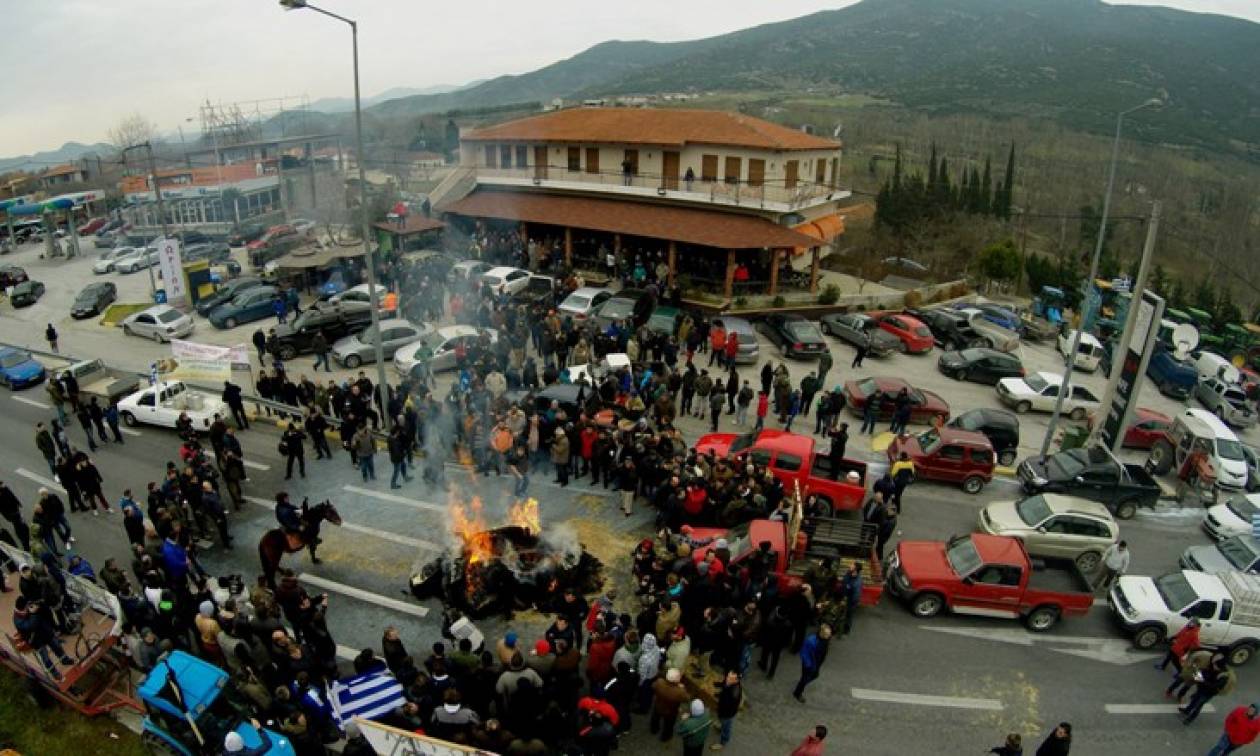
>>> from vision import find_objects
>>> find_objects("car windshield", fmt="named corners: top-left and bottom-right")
top-left (1048, 449), bottom-right (1088, 479)
top-left (1024, 374), bottom-right (1050, 392)
top-left (1015, 495), bottom-right (1053, 526)
top-left (564, 294), bottom-right (592, 309)
top-left (1153, 573), bottom-right (1198, 611)
top-left (357, 325), bottom-right (379, 343)
top-left (0, 351), bottom-right (30, 368)
top-left (945, 536), bottom-right (983, 576)
top-left (602, 299), bottom-right (635, 318)
top-left (728, 433), bottom-right (757, 454)
top-left (953, 412), bottom-right (982, 432)
top-left (787, 321), bottom-right (822, 340)
top-left (156, 309), bottom-right (183, 323)
top-left (1218, 438), bottom-right (1246, 462)
top-left (857, 378), bottom-right (878, 396)
top-left (1219, 538), bottom-right (1260, 569)
top-left (914, 326), bottom-right (932, 337)
top-left (1227, 497), bottom-right (1259, 521)
top-left (721, 522), bottom-right (753, 560)
top-left (959, 349), bottom-right (986, 361)
top-left (917, 429), bottom-right (941, 453)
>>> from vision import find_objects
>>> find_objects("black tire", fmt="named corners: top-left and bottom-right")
top-left (1075, 551), bottom-right (1102, 572)
top-left (998, 449), bottom-right (1017, 467)
top-left (223, 317), bottom-right (237, 329)
top-left (962, 475), bottom-right (985, 495)
top-left (1132, 624), bottom-right (1164, 650)
top-left (344, 354), bottom-right (362, 369)
top-left (1025, 606), bottom-right (1060, 632)
top-left (278, 344), bottom-right (297, 361)
top-left (1227, 642), bottom-right (1257, 666)
top-left (141, 731), bottom-right (184, 756)
top-left (1015, 401), bottom-right (1032, 414)
top-left (953, 368), bottom-right (969, 382)
top-left (1114, 500), bottom-right (1138, 520)
top-left (911, 593), bottom-right (944, 618)
top-left (121, 411), bottom-right (137, 427)
top-left (122, 325), bottom-right (133, 336)
top-left (1069, 407), bottom-right (1086, 421)
top-left (1149, 440), bottom-right (1174, 475)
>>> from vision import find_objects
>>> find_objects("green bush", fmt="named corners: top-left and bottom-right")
top-left (772, 295), bottom-right (787, 308)
top-left (734, 296), bottom-right (749, 308)
top-left (818, 284), bottom-right (841, 305)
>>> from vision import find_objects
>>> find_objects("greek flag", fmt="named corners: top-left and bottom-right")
top-left (1252, 513), bottom-right (1260, 540)
top-left (328, 671), bottom-right (405, 730)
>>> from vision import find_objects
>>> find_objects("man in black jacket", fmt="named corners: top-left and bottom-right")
top-left (222, 380), bottom-right (248, 429)
top-left (0, 483), bottom-right (31, 551)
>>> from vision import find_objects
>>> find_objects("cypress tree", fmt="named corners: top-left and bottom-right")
top-left (892, 143), bottom-right (903, 193)
top-left (981, 157), bottom-right (993, 215)
top-left (938, 158), bottom-right (952, 208)
top-left (928, 143), bottom-right (938, 195)
top-left (1000, 141), bottom-right (1016, 219)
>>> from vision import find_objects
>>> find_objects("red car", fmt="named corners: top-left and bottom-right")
top-left (77, 217), bottom-right (108, 235)
top-left (246, 224), bottom-right (296, 252)
top-left (887, 427), bottom-right (995, 494)
top-left (844, 377), bottom-right (951, 424)
top-left (1122, 408), bottom-right (1172, 449)
top-left (874, 313), bottom-right (934, 354)
top-left (693, 429), bottom-right (868, 512)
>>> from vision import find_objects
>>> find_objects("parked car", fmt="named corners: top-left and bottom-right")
top-left (331, 318), bottom-right (429, 369)
top-left (122, 304), bottom-right (195, 342)
top-left (908, 307), bottom-right (984, 351)
top-left (997, 371), bottom-right (1100, 419)
top-left (77, 217), bottom-right (108, 235)
top-left (208, 286), bottom-right (279, 329)
top-left (1244, 444), bottom-right (1260, 493)
top-left (1201, 494), bottom-right (1260, 541)
top-left (1147, 349), bottom-right (1199, 399)
top-left (1057, 330), bottom-right (1104, 372)
top-left (480, 266), bottom-right (531, 296)
top-left (885, 533), bottom-right (1095, 631)
top-left (117, 381), bottom-right (227, 432)
top-left (0, 347), bottom-right (46, 389)
top-left (710, 316), bottom-right (760, 364)
top-left (947, 408), bottom-right (1021, 467)
top-left (513, 274), bottom-right (558, 307)
top-left (971, 303), bottom-right (1023, 331)
top-left (955, 308), bottom-right (1021, 352)
top-left (1147, 408), bottom-right (1251, 492)
top-left (1195, 351), bottom-right (1240, 385)
top-left (644, 305), bottom-right (680, 338)
top-left (593, 288), bottom-right (651, 329)
top-left (557, 287), bottom-right (613, 321)
top-left (268, 301), bottom-right (375, 360)
top-left (874, 312), bottom-right (934, 353)
top-left (71, 281), bottom-right (117, 318)
top-left (93, 246), bottom-right (137, 274)
top-left (227, 224), bottom-right (267, 246)
top-left (9, 280), bottom-right (45, 307)
top-left (843, 376), bottom-right (951, 424)
top-left (115, 248), bottom-right (160, 274)
top-left (820, 312), bottom-right (901, 357)
top-left (1195, 376), bottom-right (1257, 429)
top-left (1109, 570), bottom-right (1260, 664)
top-left (0, 265), bottom-right (28, 288)
top-left (977, 494), bottom-right (1119, 571)
top-left (450, 259), bottom-right (493, 283)
top-left (887, 427), bottom-right (995, 494)
top-left (330, 283), bottom-right (389, 308)
top-left (937, 348), bottom-right (1024, 385)
top-left (195, 277), bottom-right (268, 317)
top-left (1121, 408), bottom-right (1172, 450)
top-left (1017, 445), bottom-right (1162, 520)
top-left (1181, 535), bottom-right (1260, 575)
top-left (394, 325), bottom-right (499, 375)
top-left (693, 429), bottom-right (867, 512)
top-left (291, 218), bottom-right (317, 235)
top-left (759, 314), bottom-right (827, 358)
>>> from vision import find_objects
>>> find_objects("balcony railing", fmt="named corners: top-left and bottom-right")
top-left (474, 166), bottom-right (844, 212)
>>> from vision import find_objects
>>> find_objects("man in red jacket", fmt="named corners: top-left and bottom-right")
top-left (1156, 617), bottom-right (1201, 672)
top-left (791, 725), bottom-right (828, 756)
top-left (1210, 704), bottom-right (1260, 755)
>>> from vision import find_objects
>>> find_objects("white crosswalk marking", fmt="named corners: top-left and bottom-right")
top-left (850, 688), bottom-right (1004, 711)
top-left (14, 467), bottom-right (65, 494)
top-left (1105, 703), bottom-right (1216, 715)
top-left (342, 485), bottom-right (446, 513)
top-left (12, 396), bottom-right (50, 409)
top-left (243, 496), bottom-right (441, 551)
top-left (298, 573), bottom-right (429, 618)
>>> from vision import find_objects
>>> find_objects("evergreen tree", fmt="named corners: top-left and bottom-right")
top-left (937, 158), bottom-right (952, 209)
top-left (981, 157), bottom-right (993, 216)
top-left (998, 142), bottom-right (1016, 220)
top-left (969, 167), bottom-right (983, 213)
top-left (928, 143), bottom-right (938, 194)
top-left (1148, 264), bottom-right (1169, 300)
top-left (892, 143), bottom-right (903, 193)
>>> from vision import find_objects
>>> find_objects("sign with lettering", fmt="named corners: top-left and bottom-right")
top-left (1100, 290), bottom-right (1165, 451)
top-left (156, 237), bottom-right (186, 305)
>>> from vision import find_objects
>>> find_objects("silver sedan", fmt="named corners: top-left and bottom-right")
top-left (331, 318), bottom-right (430, 369)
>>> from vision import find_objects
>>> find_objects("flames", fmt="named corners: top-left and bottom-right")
top-left (508, 498), bottom-right (541, 535)
top-left (449, 496), bottom-right (541, 567)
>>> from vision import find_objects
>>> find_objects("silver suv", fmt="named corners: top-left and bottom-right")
top-left (977, 493), bottom-right (1119, 572)
top-left (1195, 376), bottom-right (1257, 429)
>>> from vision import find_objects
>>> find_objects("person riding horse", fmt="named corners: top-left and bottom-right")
top-left (275, 492), bottom-right (303, 534)
top-left (259, 495), bottom-right (342, 587)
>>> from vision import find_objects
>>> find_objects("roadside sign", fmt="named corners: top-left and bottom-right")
top-left (1099, 290), bottom-right (1165, 451)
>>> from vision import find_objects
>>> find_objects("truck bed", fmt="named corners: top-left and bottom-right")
top-left (1027, 557), bottom-right (1095, 611)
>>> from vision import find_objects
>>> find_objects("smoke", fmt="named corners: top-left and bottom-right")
top-left (540, 522), bottom-right (583, 566)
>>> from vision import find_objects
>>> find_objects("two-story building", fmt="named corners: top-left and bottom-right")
top-left (38, 162), bottom-right (90, 190)
top-left (119, 163), bottom-right (282, 231)
top-left (438, 107), bottom-right (850, 298)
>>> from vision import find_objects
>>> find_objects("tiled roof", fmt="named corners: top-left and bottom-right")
top-left (372, 216), bottom-right (445, 235)
top-left (444, 190), bottom-right (820, 250)
top-left (463, 108), bottom-right (839, 151)
top-left (118, 164), bottom-right (268, 193)
top-left (41, 163), bottom-right (81, 178)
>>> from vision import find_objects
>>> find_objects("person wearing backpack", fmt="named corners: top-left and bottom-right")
top-left (676, 699), bottom-right (713, 756)
top-left (736, 381), bottom-right (754, 426)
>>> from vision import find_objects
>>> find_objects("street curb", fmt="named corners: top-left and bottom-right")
top-left (995, 465), bottom-right (1016, 477)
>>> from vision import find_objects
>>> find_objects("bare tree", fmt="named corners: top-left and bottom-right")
top-left (108, 113), bottom-right (158, 151)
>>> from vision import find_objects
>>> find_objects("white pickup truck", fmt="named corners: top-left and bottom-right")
top-left (1110, 569), bottom-right (1260, 665)
top-left (116, 381), bottom-right (227, 432)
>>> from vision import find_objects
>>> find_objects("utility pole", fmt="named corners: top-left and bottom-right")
top-left (122, 141), bottom-right (171, 297)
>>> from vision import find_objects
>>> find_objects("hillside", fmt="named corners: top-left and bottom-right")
top-left (0, 141), bottom-right (113, 174)
top-left (360, 0), bottom-right (1260, 156)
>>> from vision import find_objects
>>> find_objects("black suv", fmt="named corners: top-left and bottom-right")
top-left (268, 300), bottom-right (375, 359)
top-left (907, 308), bottom-right (985, 351)
top-left (947, 408), bottom-right (1020, 467)
top-left (195, 277), bottom-right (268, 316)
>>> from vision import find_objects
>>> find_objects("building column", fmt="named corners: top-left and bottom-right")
top-left (519, 222), bottom-right (528, 245)
top-left (613, 233), bottom-right (622, 280)
top-left (667, 240), bottom-right (677, 287)
top-left (724, 249), bottom-right (736, 300)
top-left (564, 227), bottom-right (573, 268)
top-left (768, 248), bottom-right (783, 296)
top-left (809, 245), bottom-right (821, 293)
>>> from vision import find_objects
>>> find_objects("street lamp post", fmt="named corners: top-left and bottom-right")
top-left (1040, 97), bottom-right (1163, 456)
top-left (280, 0), bottom-right (389, 430)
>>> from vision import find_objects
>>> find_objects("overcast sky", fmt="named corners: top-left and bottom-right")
top-left (0, 0), bottom-right (1254, 160)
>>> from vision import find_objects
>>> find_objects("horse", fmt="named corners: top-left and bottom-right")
top-left (258, 499), bottom-right (342, 587)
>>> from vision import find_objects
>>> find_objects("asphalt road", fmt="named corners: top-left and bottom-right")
top-left (1, 236), bottom-right (1257, 754)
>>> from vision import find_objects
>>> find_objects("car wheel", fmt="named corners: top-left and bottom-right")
top-left (997, 449), bottom-right (1017, 467)
top-left (1069, 407), bottom-right (1086, 421)
top-left (223, 317), bottom-right (237, 329)
top-left (911, 593), bottom-right (944, 618)
top-left (1216, 407), bottom-right (1227, 421)
top-left (152, 331), bottom-right (163, 343)
top-left (953, 368), bottom-right (968, 382)
top-left (897, 341), bottom-right (908, 354)
top-left (1228, 642), bottom-right (1257, 666)
top-left (121, 411), bottom-right (137, 427)
top-left (1025, 606), bottom-right (1060, 633)
top-left (1114, 499), bottom-right (1138, 521)
top-left (1149, 440), bottom-right (1174, 475)
top-left (141, 731), bottom-right (184, 756)
top-left (344, 354), bottom-right (362, 369)
top-left (1132, 624), bottom-right (1164, 650)
top-left (961, 475), bottom-right (984, 494)
top-left (278, 345), bottom-right (297, 361)
top-left (1075, 551), bottom-right (1101, 572)
top-left (122, 325), bottom-right (133, 336)
top-left (1015, 401), bottom-right (1031, 414)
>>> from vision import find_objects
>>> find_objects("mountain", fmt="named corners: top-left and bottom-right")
top-left (361, 0), bottom-right (1260, 156)
top-left (0, 141), bottom-right (113, 174)
top-left (308, 82), bottom-right (483, 113)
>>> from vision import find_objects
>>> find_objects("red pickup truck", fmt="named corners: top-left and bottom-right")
top-left (886, 427), bottom-right (996, 494)
top-left (694, 429), bottom-right (868, 511)
top-left (690, 515), bottom-right (885, 606)
top-left (884, 533), bottom-right (1094, 631)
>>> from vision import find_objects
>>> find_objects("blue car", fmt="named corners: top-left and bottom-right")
top-left (208, 285), bottom-right (278, 329)
top-left (0, 347), bottom-right (45, 389)
top-left (971, 303), bottom-right (1022, 331)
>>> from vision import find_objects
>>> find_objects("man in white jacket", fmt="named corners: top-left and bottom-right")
top-left (1100, 540), bottom-right (1130, 591)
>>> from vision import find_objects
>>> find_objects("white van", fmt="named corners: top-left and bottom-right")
top-left (1148, 408), bottom-right (1251, 491)
top-left (1195, 351), bottom-right (1241, 385)
top-left (1110, 570), bottom-right (1260, 665)
top-left (1057, 330), bottom-right (1104, 372)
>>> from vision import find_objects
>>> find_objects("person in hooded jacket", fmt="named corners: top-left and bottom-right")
top-left (1034, 722), bottom-right (1072, 756)
top-left (636, 633), bottom-right (663, 713)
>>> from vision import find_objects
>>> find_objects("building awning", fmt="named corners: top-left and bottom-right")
top-left (790, 213), bottom-right (845, 256)
top-left (444, 190), bottom-right (818, 250)
top-left (372, 216), bottom-right (445, 236)
top-left (269, 245), bottom-right (362, 271)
